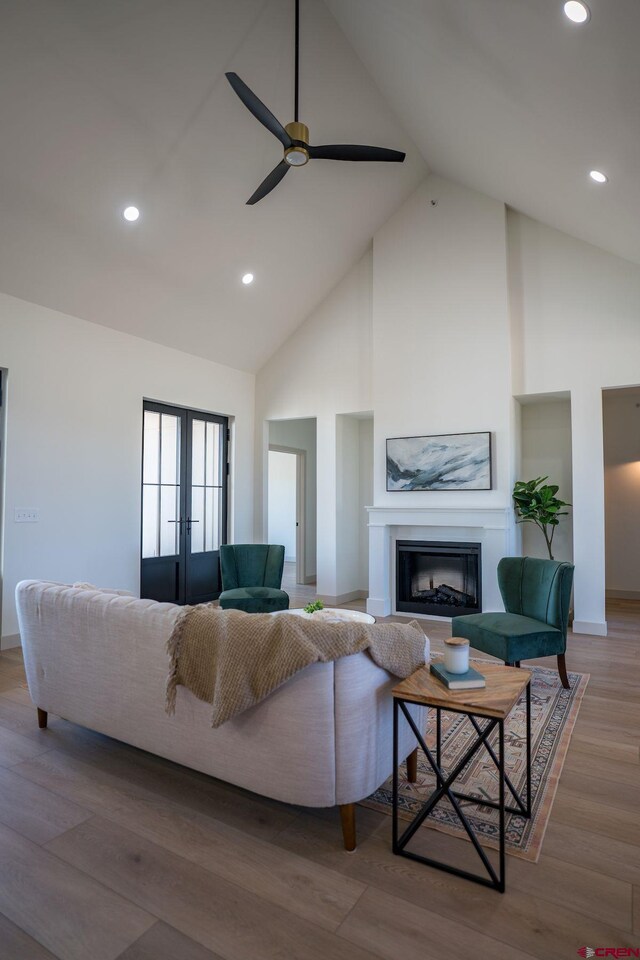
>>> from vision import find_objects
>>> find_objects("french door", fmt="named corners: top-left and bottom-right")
top-left (140, 401), bottom-right (228, 605)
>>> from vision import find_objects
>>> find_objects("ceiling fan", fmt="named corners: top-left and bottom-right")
top-left (225, 0), bottom-right (406, 205)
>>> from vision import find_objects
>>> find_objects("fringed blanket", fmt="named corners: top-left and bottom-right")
top-left (166, 605), bottom-right (427, 727)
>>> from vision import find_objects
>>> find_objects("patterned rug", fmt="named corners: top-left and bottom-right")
top-left (362, 664), bottom-right (589, 862)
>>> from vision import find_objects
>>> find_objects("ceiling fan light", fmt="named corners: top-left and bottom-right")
top-left (285, 146), bottom-right (309, 166)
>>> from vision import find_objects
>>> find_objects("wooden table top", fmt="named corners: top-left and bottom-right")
top-left (392, 660), bottom-right (531, 720)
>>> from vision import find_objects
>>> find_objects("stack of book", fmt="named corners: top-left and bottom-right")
top-left (430, 661), bottom-right (486, 690)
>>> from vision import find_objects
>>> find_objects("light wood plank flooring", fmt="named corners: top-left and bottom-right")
top-left (0, 598), bottom-right (637, 959)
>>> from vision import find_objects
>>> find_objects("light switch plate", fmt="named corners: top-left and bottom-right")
top-left (14, 508), bottom-right (39, 523)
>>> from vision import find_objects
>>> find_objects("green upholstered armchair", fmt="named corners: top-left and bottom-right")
top-left (218, 544), bottom-right (290, 614)
top-left (451, 556), bottom-right (574, 688)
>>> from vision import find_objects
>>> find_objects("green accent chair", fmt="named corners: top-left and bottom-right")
top-left (218, 544), bottom-right (290, 613)
top-left (451, 556), bottom-right (574, 688)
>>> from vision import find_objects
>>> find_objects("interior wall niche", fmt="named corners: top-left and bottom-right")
top-left (603, 388), bottom-right (640, 599)
top-left (517, 395), bottom-right (573, 563)
top-left (336, 412), bottom-right (373, 598)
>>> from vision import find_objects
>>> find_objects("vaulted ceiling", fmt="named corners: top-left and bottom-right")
top-left (328, 0), bottom-right (640, 268)
top-left (0, 0), bottom-right (425, 372)
top-left (1, 1), bottom-right (638, 373)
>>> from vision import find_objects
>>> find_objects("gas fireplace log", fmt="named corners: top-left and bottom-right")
top-left (437, 584), bottom-right (471, 604)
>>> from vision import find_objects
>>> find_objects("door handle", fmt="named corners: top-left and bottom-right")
top-left (186, 517), bottom-right (200, 535)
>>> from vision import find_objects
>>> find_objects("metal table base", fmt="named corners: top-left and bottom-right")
top-left (392, 681), bottom-right (531, 893)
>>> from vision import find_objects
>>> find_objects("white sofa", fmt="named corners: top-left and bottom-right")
top-left (16, 580), bottom-right (428, 848)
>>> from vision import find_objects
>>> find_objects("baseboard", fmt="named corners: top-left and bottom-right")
top-left (1, 633), bottom-right (21, 650)
top-left (606, 589), bottom-right (640, 601)
top-left (366, 597), bottom-right (391, 618)
top-left (572, 620), bottom-right (608, 637)
top-left (318, 590), bottom-right (368, 606)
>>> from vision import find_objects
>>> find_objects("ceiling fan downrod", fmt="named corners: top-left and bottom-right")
top-left (224, 0), bottom-right (406, 204)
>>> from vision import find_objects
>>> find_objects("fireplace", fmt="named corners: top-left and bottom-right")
top-left (396, 540), bottom-right (481, 618)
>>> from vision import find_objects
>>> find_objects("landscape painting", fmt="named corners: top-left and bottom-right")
top-left (386, 432), bottom-right (492, 491)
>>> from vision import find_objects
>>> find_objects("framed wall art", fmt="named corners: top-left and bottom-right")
top-left (386, 432), bottom-right (492, 491)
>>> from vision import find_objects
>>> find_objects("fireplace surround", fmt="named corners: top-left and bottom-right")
top-left (396, 540), bottom-right (481, 617)
top-left (365, 506), bottom-right (514, 619)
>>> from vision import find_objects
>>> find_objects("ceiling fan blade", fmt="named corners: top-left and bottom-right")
top-left (225, 72), bottom-right (292, 149)
top-left (247, 160), bottom-right (290, 205)
top-left (308, 144), bottom-right (406, 162)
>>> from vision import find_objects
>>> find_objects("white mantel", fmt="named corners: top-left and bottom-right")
top-left (366, 505), bottom-right (516, 619)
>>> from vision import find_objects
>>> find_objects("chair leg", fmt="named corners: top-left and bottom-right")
top-left (37, 708), bottom-right (48, 729)
top-left (557, 654), bottom-right (570, 689)
top-left (406, 747), bottom-right (418, 783)
top-left (339, 803), bottom-right (356, 851)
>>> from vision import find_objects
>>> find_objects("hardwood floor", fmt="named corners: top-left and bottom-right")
top-left (0, 598), bottom-right (637, 959)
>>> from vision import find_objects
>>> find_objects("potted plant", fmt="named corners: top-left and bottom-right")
top-left (512, 476), bottom-right (571, 561)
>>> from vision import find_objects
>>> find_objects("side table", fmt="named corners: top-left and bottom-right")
top-left (392, 660), bottom-right (531, 893)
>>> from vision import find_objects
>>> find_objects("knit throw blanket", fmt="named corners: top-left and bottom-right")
top-left (166, 605), bottom-right (427, 728)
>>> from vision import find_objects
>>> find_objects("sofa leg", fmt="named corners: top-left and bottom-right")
top-left (37, 708), bottom-right (48, 729)
top-left (558, 654), bottom-right (570, 689)
top-left (339, 803), bottom-right (356, 851)
top-left (514, 661), bottom-right (521, 668)
top-left (406, 747), bottom-right (418, 783)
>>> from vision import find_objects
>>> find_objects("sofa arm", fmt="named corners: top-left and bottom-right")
top-left (333, 644), bottom-right (429, 806)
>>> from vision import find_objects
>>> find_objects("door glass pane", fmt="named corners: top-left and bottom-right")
top-left (205, 422), bottom-right (221, 486)
top-left (192, 419), bottom-right (205, 487)
top-left (143, 411), bottom-right (160, 484)
top-left (160, 414), bottom-right (180, 485)
top-left (142, 485), bottom-right (159, 558)
top-left (143, 409), bottom-right (181, 559)
top-left (205, 486), bottom-right (221, 552)
top-left (204, 487), bottom-right (214, 551)
top-left (160, 485), bottom-right (179, 556)
top-left (191, 486), bottom-right (205, 553)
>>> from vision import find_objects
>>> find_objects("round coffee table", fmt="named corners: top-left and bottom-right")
top-left (277, 607), bottom-right (375, 624)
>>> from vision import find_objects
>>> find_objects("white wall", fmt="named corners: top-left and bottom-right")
top-left (603, 391), bottom-right (640, 597)
top-left (255, 178), bottom-right (640, 633)
top-left (335, 414), bottom-right (372, 598)
top-left (268, 418), bottom-right (317, 579)
top-left (256, 251), bottom-right (373, 597)
top-left (0, 292), bottom-right (255, 644)
top-left (358, 418), bottom-right (373, 590)
top-left (267, 451), bottom-right (297, 561)
top-left (519, 398), bottom-right (573, 563)
top-left (509, 210), bottom-right (640, 633)
top-left (372, 177), bottom-right (513, 508)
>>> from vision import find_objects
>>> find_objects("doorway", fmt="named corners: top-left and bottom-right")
top-left (602, 386), bottom-right (640, 601)
top-left (140, 400), bottom-right (228, 605)
top-left (267, 418), bottom-right (316, 587)
top-left (268, 446), bottom-right (306, 585)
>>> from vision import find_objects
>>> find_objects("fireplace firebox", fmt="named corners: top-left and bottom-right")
top-left (396, 541), bottom-right (481, 618)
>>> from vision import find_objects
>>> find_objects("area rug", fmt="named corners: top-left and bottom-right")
top-left (362, 664), bottom-right (589, 862)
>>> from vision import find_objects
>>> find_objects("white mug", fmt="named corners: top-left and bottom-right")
top-left (444, 638), bottom-right (470, 674)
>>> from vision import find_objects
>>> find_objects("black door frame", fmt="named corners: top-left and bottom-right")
top-left (140, 399), bottom-right (229, 605)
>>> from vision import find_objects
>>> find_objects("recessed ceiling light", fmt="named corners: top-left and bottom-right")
top-left (242, 273), bottom-right (254, 285)
top-left (564, 1), bottom-right (590, 23)
top-left (589, 170), bottom-right (608, 183)
top-left (123, 205), bottom-right (140, 222)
